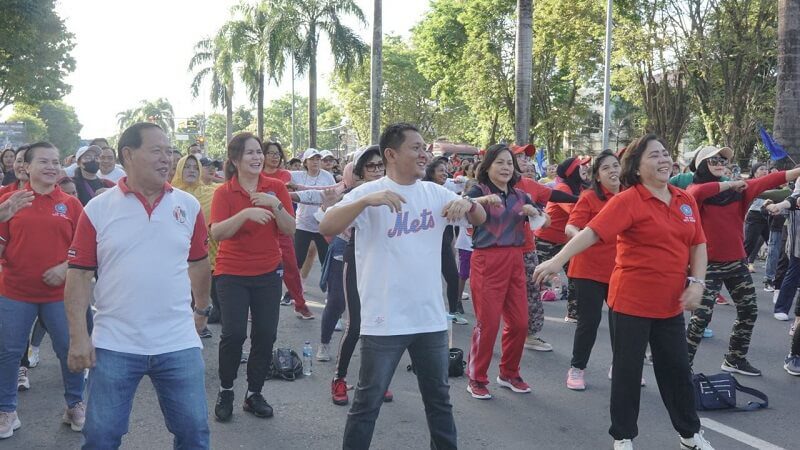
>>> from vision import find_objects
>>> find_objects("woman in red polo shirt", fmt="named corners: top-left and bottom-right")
top-left (562, 150), bottom-right (621, 391)
top-left (535, 156), bottom-right (590, 322)
top-left (0, 142), bottom-right (87, 437)
top-left (0, 146), bottom-right (29, 197)
top-left (534, 135), bottom-right (713, 450)
top-left (261, 140), bottom-right (313, 319)
top-left (685, 147), bottom-right (800, 376)
top-left (209, 132), bottom-right (295, 422)
top-left (465, 144), bottom-right (549, 400)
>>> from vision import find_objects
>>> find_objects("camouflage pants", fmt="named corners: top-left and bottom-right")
top-left (535, 239), bottom-right (578, 321)
top-left (686, 260), bottom-right (758, 365)
top-left (524, 250), bottom-right (544, 335)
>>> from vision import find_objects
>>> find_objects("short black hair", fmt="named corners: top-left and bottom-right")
top-left (118, 122), bottom-right (164, 166)
top-left (476, 144), bottom-right (521, 188)
top-left (287, 157), bottom-right (301, 166)
top-left (89, 138), bottom-right (109, 147)
top-left (379, 123), bottom-right (419, 159)
top-left (25, 141), bottom-right (57, 163)
top-left (423, 158), bottom-right (447, 182)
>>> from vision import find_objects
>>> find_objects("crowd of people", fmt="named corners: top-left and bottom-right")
top-left (0, 121), bottom-right (796, 450)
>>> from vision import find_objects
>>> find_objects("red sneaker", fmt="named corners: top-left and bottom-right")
top-left (383, 389), bottom-right (393, 403)
top-left (296, 306), bottom-right (315, 320)
top-left (467, 380), bottom-right (492, 399)
top-left (715, 295), bottom-right (731, 305)
top-left (496, 375), bottom-right (531, 393)
top-left (331, 378), bottom-right (349, 406)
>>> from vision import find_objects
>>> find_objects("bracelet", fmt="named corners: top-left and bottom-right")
top-left (687, 277), bottom-right (706, 288)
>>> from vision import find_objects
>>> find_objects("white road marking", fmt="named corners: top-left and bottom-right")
top-left (544, 315), bottom-right (568, 323)
top-left (700, 418), bottom-right (785, 450)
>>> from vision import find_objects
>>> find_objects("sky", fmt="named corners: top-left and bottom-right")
top-left (51, 0), bottom-right (431, 140)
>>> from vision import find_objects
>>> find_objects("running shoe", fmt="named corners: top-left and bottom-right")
top-left (564, 316), bottom-right (578, 323)
top-left (702, 328), bottom-right (713, 338)
top-left (747, 263), bottom-right (756, 273)
top-left (774, 312), bottom-right (790, 321)
top-left (383, 390), bottom-right (393, 403)
top-left (316, 343), bottom-right (331, 362)
top-left (334, 318), bottom-right (345, 331)
top-left (566, 367), bottom-right (586, 391)
top-left (764, 280), bottom-right (775, 292)
top-left (524, 335), bottom-right (553, 352)
top-left (467, 380), bottom-right (492, 399)
top-left (790, 319), bottom-right (798, 336)
top-left (613, 439), bottom-right (633, 450)
top-left (62, 401), bottom-right (85, 432)
top-left (331, 378), bottom-right (349, 405)
top-left (721, 356), bottom-right (761, 376)
top-left (680, 430), bottom-right (714, 450)
top-left (461, 292), bottom-right (470, 300)
top-left (243, 392), bottom-right (273, 418)
top-left (214, 390), bottom-right (234, 422)
top-left (451, 313), bottom-right (469, 325)
top-left (16, 367), bottom-right (29, 391)
top-left (784, 355), bottom-right (800, 376)
top-left (27, 346), bottom-right (40, 368)
top-left (644, 353), bottom-right (653, 365)
top-left (0, 411), bottom-right (21, 439)
top-left (295, 306), bottom-right (315, 320)
top-left (496, 375), bottom-right (531, 393)
top-left (715, 294), bottom-right (731, 305)
top-left (280, 292), bottom-right (293, 306)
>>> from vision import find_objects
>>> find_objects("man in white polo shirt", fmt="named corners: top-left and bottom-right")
top-left (320, 123), bottom-right (486, 450)
top-left (64, 122), bottom-right (212, 449)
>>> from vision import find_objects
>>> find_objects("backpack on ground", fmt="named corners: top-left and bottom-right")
top-left (270, 348), bottom-right (303, 381)
top-left (692, 372), bottom-right (768, 411)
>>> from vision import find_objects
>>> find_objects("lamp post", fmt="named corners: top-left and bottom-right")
top-left (601, 0), bottom-right (613, 152)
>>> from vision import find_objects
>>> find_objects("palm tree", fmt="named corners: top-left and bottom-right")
top-left (775, 0), bottom-right (800, 163)
top-left (116, 108), bottom-right (137, 132)
top-left (277, 0), bottom-right (368, 148)
top-left (370, 0), bottom-right (382, 144)
top-left (116, 99), bottom-right (175, 136)
top-left (228, 1), bottom-right (289, 140)
top-left (189, 28), bottom-right (236, 144)
top-left (514, 0), bottom-right (533, 146)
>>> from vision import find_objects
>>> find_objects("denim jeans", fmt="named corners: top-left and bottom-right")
top-left (83, 347), bottom-right (209, 450)
top-left (765, 229), bottom-right (783, 281)
top-left (342, 330), bottom-right (457, 450)
top-left (0, 296), bottom-right (84, 412)
top-left (776, 255), bottom-right (800, 315)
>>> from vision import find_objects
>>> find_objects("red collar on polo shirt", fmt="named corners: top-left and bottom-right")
top-left (23, 182), bottom-right (67, 199)
top-left (118, 177), bottom-right (173, 217)
top-left (565, 157), bottom-right (591, 178)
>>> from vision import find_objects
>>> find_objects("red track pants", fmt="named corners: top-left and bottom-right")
top-left (279, 234), bottom-right (307, 310)
top-left (467, 246), bottom-right (528, 384)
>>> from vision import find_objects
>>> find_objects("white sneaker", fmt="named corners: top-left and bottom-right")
top-left (680, 430), bottom-right (714, 450)
top-left (63, 401), bottom-right (86, 432)
top-left (16, 367), bottom-right (29, 391)
top-left (461, 292), bottom-right (470, 300)
top-left (316, 343), bottom-right (331, 362)
top-left (27, 347), bottom-right (40, 368)
top-left (614, 439), bottom-right (633, 450)
top-left (524, 335), bottom-right (553, 352)
top-left (334, 318), bottom-right (345, 331)
top-left (451, 313), bottom-right (469, 325)
top-left (774, 312), bottom-right (790, 321)
top-left (0, 411), bottom-right (21, 439)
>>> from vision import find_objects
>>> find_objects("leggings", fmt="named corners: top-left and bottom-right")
top-left (570, 278), bottom-right (612, 369)
top-left (295, 229), bottom-right (329, 269)
top-left (536, 239), bottom-right (578, 320)
top-left (441, 227), bottom-right (460, 314)
top-left (321, 258), bottom-right (345, 345)
top-left (743, 210), bottom-right (769, 264)
top-left (523, 250), bottom-right (544, 336)
top-left (335, 257), bottom-right (361, 380)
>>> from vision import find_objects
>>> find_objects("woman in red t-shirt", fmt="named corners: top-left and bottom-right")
top-left (209, 133), bottom-right (295, 422)
top-left (562, 150), bottom-right (621, 391)
top-left (534, 135), bottom-right (713, 450)
top-left (261, 140), bottom-right (313, 319)
top-left (0, 142), bottom-right (86, 436)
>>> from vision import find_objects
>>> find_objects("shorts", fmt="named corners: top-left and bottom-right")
top-left (458, 249), bottom-right (472, 280)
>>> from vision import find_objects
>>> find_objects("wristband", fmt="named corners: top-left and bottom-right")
top-left (687, 277), bottom-right (706, 288)
top-left (276, 202), bottom-right (284, 211)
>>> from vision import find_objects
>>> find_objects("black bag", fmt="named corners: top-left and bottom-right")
top-left (692, 372), bottom-right (768, 411)
top-left (406, 348), bottom-right (466, 378)
top-left (270, 348), bottom-right (303, 381)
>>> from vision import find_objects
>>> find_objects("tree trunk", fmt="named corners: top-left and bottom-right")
top-left (225, 81), bottom-right (234, 145)
top-left (308, 45), bottom-right (318, 149)
top-left (257, 66), bottom-right (265, 140)
top-left (370, 0), bottom-right (383, 145)
top-left (514, 0), bottom-right (533, 145)
top-left (775, 0), bottom-right (800, 164)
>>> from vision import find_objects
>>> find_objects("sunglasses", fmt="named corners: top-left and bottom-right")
top-left (364, 162), bottom-right (385, 172)
top-left (706, 156), bottom-right (728, 167)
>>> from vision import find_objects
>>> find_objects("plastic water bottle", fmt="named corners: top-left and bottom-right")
top-left (302, 341), bottom-right (313, 376)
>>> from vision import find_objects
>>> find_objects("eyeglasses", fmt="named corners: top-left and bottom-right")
top-left (706, 156), bottom-right (728, 167)
top-left (265, 151), bottom-right (281, 157)
top-left (364, 162), bottom-right (385, 172)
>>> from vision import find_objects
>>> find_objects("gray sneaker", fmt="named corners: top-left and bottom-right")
top-left (316, 343), bottom-right (331, 362)
top-left (784, 355), bottom-right (800, 376)
top-left (451, 313), bottom-right (469, 325)
top-left (524, 335), bottom-right (553, 352)
top-left (63, 401), bottom-right (86, 432)
top-left (16, 367), bottom-right (29, 392)
top-left (0, 411), bottom-right (21, 439)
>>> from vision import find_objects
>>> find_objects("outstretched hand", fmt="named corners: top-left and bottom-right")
top-left (361, 190), bottom-right (406, 213)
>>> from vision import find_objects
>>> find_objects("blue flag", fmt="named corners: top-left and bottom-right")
top-left (759, 125), bottom-right (788, 161)
top-left (535, 149), bottom-right (547, 177)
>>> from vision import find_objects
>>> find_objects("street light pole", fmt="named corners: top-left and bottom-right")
top-left (601, 0), bottom-right (613, 152)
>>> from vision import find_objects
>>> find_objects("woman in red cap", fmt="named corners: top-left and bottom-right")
top-left (685, 146), bottom-right (800, 376)
top-left (535, 155), bottom-right (591, 322)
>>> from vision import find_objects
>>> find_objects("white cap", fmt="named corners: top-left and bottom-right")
top-left (302, 148), bottom-right (321, 161)
top-left (75, 145), bottom-right (101, 161)
top-left (320, 149), bottom-right (335, 160)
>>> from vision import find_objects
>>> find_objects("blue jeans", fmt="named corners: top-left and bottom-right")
top-left (776, 255), bottom-right (800, 315)
top-left (0, 296), bottom-right (84, 412)
top-left (342, 330), bottom-right (456, 450)
top-left (765, 229), bottom-right (783, 281)
top-left (83, 347), bottom-right (209, 450)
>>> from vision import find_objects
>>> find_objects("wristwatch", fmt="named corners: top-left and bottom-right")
top-left (194, 305), bottom-right (213, 317)
top-left (687, 277), bottom-right (706, 288)
top-left (463, 196), bottom-right (478, 213)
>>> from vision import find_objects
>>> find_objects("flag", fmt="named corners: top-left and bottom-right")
top-left (534, 149), bottom-right (547, 177)
top-left (759, 125), bottom-right (788, 161)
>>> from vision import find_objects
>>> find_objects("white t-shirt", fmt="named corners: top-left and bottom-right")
top-left (455, 224), bottom-right (473, 251)
top-left (290, 169), bottom-right (337, 233)
top-left (331, 177), bottom-right (461, 336)
top-left (99, 166), bottom-right (126, 183)
top-left (64, 163), bottom-right (77, 177)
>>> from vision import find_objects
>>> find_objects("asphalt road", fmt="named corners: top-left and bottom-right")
top-left (9, 261), bottom-right (800, 449)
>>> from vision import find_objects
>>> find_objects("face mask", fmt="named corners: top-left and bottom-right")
top-left (82, 160), bottom-right (100, 174)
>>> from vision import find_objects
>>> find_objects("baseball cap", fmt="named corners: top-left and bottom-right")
top-left (76, 145), bottom-right (101, 161)
top-left (693, 145), bottom-right (733, 170)
top-left (511, 144), bottom-right (536, 157)
top-left (320, 149), bottom-right (335, 160)
top-left (302, 148), bottom-right (322, 161)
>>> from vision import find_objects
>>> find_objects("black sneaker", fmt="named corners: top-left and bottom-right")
top-left (214, 390), bottom-right (234, 422)
top-left (243, 392), bottom-right (273, 418)
top-left (721, 357), bottom-right (762, 376)
top-left (280, 292), bottom-right (293, 306)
